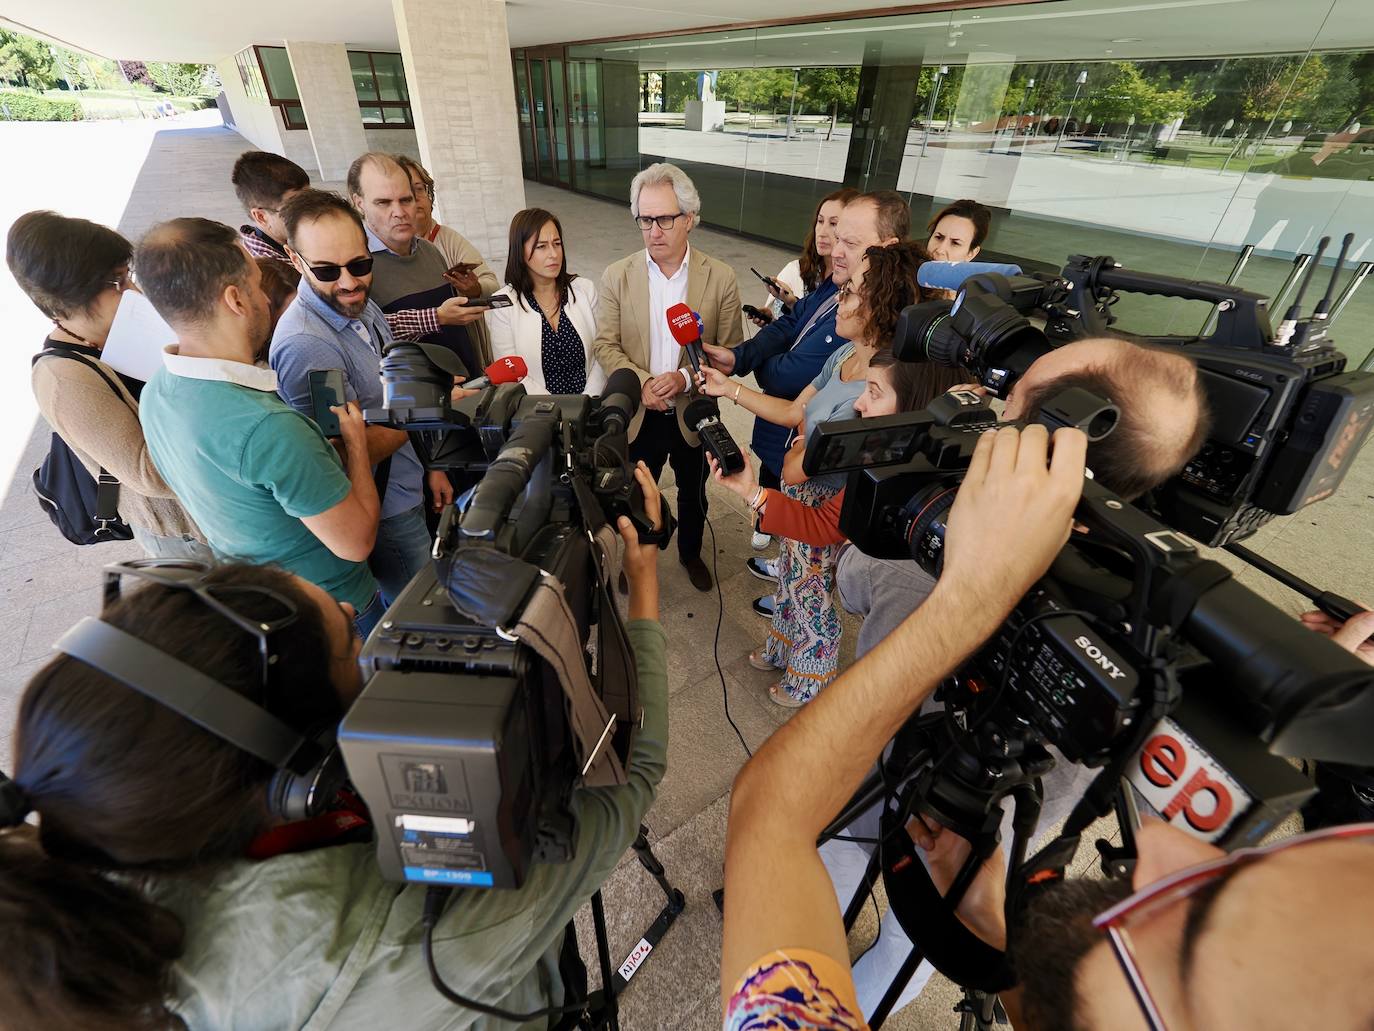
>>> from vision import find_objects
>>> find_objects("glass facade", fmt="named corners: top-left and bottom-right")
top-left (514, 0), bottom-right (1374, 364)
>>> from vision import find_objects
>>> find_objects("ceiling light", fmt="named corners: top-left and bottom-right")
top-left (1111, 37), bottom-right (1142, 43)
top-left (1105, 49), bottom-right (1113, 53)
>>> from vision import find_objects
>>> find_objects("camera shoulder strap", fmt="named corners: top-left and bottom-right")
top-left (513, 575), bottom-right (627, 788)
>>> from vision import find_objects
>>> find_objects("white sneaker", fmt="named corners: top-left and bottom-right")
top-left (751, 531), bottom-right (772, 550)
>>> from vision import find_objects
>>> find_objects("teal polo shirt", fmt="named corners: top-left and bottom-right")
top-left (140, 349), bottom-right (377, 610)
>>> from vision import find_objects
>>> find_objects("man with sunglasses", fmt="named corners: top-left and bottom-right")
top-left (269, 189), bottom-right (444, 607)
top-left (135, 217), bottom-right (384, 636)
top-left (720, 423), bottom-right (1374, 1031)
top-left (591, 161), bottom-right (745, 591)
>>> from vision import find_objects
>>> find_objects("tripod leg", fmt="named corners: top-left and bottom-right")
top-left (843, 847), bottom-right (883, 933)
top-left (590, 891), bottom-right (619, 1031)
top-left (868, 946), bottom-right (926, 1029)
top-left (632, 826), bottom-right (685, 913)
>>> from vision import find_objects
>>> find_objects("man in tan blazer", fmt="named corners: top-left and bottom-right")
top-left (593, 162), bottom-right (744, 591)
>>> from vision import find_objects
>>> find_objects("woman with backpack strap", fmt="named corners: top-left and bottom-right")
top-left (8, 211), bottom-right (210, 560)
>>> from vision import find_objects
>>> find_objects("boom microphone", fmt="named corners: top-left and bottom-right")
top-left (464, 355), bottom-right (528, 390)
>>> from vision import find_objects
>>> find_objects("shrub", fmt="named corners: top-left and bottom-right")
top-left (0, 91), bottom-right (81, 121)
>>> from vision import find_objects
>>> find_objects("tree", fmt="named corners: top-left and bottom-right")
top-left (0, 30), bottom-right (58, 89)
top-left (1237, 55), bottom-right (1328, 123)
top-left (1085, 61), bottom-right (1211, 126)
top-left (146, 61), bottom-right (213, 97)
top-left (715, 67), bottom-right (795, 114)
top-left (798, 66), bottom-right (858, 139)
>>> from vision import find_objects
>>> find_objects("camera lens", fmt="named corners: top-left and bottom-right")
top-left (893, 300), bottom-right (962, 365)
top-left (900, 475), bottom-right (963, 577)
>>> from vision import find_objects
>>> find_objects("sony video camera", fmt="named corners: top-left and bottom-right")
top-left (890, 252), bottom-right (1374, 547)
top-left (802, 252), bottom-right (1374, 853)
top-left (337, 341), bottom-right (672, 889)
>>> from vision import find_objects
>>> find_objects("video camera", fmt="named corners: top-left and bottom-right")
top-left (890, 249), bottom-right (1374, 547)
top-left (806, 253), bottom-right (1374, 1010)
top-left (337, 341), bottom-right (673, 889)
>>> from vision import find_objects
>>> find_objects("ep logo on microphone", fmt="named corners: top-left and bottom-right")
top-left (1127, 717), bottom-right (1252, 843)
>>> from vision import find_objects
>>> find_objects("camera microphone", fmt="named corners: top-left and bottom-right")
top-left (598, 367), bottom-right (642, 438)
top-left (463, 355), bottom-right (528, 391)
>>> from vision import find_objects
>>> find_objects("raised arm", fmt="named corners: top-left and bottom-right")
top-left (699, 366), bottom-right (812, 428)
top-left (720, 425), bottom-right (1088, 1002)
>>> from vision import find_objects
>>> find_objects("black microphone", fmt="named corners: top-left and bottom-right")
top-left (681, 396), bottom-right (745, 475)
top-left (598, 366), bottom-right (641, 438)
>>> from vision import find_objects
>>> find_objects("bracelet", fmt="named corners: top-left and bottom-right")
top-left (733, 383), bottom-right (743, 403)
top-left (748, 487), bottom-right (767, 511)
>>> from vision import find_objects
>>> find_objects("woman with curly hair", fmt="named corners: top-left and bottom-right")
top-left (699, 241), bottom-right (928, 706)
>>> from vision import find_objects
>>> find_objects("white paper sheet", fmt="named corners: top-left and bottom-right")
top-left (102, 290), bottom-right (176, 383)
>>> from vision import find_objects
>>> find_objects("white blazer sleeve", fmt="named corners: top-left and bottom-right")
top-left (486, 285), bottom-right (520, 363)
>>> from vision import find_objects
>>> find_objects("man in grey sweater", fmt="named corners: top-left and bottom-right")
top-left (348, 152), bottom-right (492, 378)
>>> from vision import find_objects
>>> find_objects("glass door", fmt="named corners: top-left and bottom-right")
top-left (520, 47), bottom-right (573, 188)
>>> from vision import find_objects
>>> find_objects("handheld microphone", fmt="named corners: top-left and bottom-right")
top-left (664, 302), bottom-right (744, 472)
top-left (463, 355), bottom-right (528, 391)
top-left (666, 302), bottom-right (705, 377)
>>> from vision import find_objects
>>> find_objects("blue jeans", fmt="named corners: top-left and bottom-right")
top-left (369, 504), bottom-right (433, 606)
top-left (354, 591), bottom-right (385, 641)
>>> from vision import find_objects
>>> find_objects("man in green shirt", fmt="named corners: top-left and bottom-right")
top-left (135, 217), bottom-right (385, 633)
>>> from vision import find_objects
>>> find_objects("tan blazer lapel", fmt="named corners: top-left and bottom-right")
top-left (625, 252), bottom-right (651, 371)
top-left (683, 249), bottom-right (710, 371)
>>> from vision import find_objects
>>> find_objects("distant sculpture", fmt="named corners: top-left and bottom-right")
top-left (697, 71), bottom-right (718, 102)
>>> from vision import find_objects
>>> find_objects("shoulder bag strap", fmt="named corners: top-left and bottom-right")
top-left (34, 348), bottom-right (135, 530)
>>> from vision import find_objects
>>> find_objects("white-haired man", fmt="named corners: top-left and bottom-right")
top-left (593, 162), bottom-right (744, 591)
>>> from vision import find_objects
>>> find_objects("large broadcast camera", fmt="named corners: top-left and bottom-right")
top-left (896, 247), bottom-right (1374, 547)
top-left (336, 341), bottom-right (673, 891)
top-left (804, 249), bottom-right (1374, 1025)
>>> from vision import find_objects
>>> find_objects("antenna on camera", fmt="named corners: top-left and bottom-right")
top-left (1274, 235), bottom-right (1328, 345)
top-left (1313, 231), bottom-right (1354, 321)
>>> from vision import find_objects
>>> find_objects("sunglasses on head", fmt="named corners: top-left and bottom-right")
top-left (301, 256), bottom-right (374, 282)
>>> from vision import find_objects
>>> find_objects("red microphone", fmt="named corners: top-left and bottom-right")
top-left (463, 355), bottom-right (528, 390)
top-left (666, 302), bottom-right (704, 376)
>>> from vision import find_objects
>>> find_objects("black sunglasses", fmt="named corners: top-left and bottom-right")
top-left (102, 559), bottom-right (300, 690)
top-left (301, 256), bottom-right (375, 282)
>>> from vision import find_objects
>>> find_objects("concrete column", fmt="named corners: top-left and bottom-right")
top-left (392, 0), bottom-right (526, 261)
top-left (285, 41), bottom-right (369, 183)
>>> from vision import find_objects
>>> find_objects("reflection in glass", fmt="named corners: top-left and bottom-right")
top-left (544, 0), bottom-right (1374, 363)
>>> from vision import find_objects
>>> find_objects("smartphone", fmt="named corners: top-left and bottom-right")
top-left (742, 303), bottom-right (774, 325)
top-left (308, 368), bottom-right (346, 437)
top-left (466, 294), bottom-right (513, 308)
top-left (749, 266), bottom-right (781, 291)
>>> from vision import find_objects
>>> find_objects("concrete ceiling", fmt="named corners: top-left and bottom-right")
top-left (5, 0), bottom-right (1370, 65)
top-left (4, 0), bottom-right (957, 62)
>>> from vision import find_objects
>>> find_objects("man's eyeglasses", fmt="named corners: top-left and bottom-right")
top-left (300, 256), bottom-right (375, 283)
top-left (412, 181), bottom-right (436, 199)
top-left (634, 213), bottom-right (687, 231)
top-left (1092, 822), bottom-right (1374, 1031)
top-left (102, 559), bottom-right (300, 691)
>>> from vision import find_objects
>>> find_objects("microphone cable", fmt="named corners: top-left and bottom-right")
top-left (697, 445), bottom-right (753, 759)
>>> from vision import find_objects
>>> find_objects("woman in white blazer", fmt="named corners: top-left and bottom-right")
top-left (486, 208), bottom-right (606, 395)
